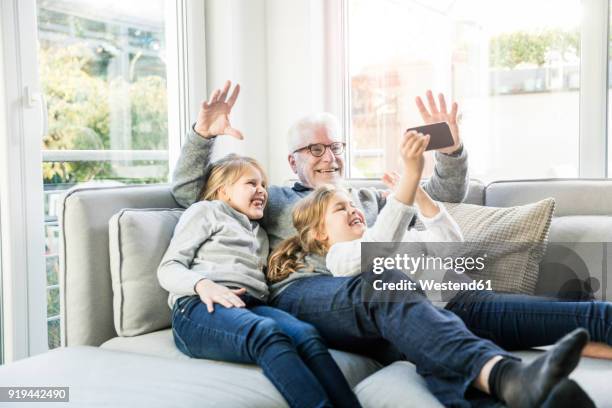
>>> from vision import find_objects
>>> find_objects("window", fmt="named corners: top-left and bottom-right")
top-left (37, 0), bottom-right (171, 349)
top-left (347, 0), bottom-right (582, 182)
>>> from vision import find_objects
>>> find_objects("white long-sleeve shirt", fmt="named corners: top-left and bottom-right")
top-left (326, 196), bottom-right (463, 277)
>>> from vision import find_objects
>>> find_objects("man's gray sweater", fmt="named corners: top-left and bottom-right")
top-left (172, 130), bottom-right (469, 298)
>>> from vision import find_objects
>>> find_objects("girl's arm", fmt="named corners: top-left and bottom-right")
top-left (407, 186), bottom-right (463, 243)
top-left (157, 202), bottom-right (216, 297)
top-left (327, 132), bottom-right (429, 277)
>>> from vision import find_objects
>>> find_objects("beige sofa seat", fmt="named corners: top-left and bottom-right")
top-left (354, 350), bottom-right (612, 408)
top-left (100, 329), bottom-right (383, 390)
top-left (0, 346), bottom-right (288, 408)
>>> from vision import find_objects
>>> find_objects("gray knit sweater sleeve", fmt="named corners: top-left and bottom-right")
top-left (423, 146), bottom-right (469, 203)
top-left (157, 202), bottom-right (217, 297)
top-left (171, 129), bottom-right (216, 208)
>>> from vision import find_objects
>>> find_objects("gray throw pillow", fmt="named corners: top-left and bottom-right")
top-left (109, 208), bottom-right (184, 336)
top-left (416, 198), bottom-right (555, 294)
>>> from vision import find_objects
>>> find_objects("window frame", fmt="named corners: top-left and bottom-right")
top-left (0, 0), bottom-right (48, 361)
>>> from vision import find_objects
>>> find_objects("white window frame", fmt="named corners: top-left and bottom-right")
top-left (166, 0), bottom-right (207, 174)
top-left (580, 0), bottom-right (609, 177)
top-left (166, 0), bottom-right (208, 176)
top-left (0, 0), bottom-right (48, 361)
top-left (337, 0), bottom-right (611, 179)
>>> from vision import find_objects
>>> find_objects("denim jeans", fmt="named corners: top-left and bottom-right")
top-left (446, 290), bottom-right (612, 350)
top-left (270, 270), bottom-right (516, 408)
top-left (172, 294), bottom-right (361, 408)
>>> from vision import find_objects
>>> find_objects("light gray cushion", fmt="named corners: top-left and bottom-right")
top-left (435, 199), bottom-right (555, 294)
top-left (60, 184), bottom-right (179, 347)
top-left (536, 215), bottom-right (612, 300)
top-left (354, 361), bottom-right (443, 408)
top-left (101, 329), bottom-right (382, 389)
top-left (354, 352), bottom-right (612, 408)
top-left (485, 179), bottom-right (612, 216)
top-left (108, 209), bottom-right (184, 336)
top-left (0, 346), bottom-right (287, 408)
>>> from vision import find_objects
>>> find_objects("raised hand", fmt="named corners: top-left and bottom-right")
top-left (194, 80), bottom-right (243, 139)
top-left (415, 90), bottom-right (461, 155)
top-left (195, 279), bottom-right (246, 313)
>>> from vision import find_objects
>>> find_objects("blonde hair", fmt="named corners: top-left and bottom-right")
top-left (267, 185), bottom-right (342, 283)
top-left (200, 154), bottom-right (268, 201)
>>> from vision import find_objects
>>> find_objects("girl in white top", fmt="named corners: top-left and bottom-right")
top-left (325, 184), bottom-right (463, 278)
top-left (268, 131), bottom-right (462, 281)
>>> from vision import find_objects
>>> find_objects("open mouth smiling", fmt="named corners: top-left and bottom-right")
top-left (348, 215), bottom-right (364, 226)
top-left (315, 168), bottom-right (339, 174)
top-left (251, 198), bottom-right (265, 208)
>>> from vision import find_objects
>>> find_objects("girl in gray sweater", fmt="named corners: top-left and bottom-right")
top-left (157, 154), bottom-right (361, 408)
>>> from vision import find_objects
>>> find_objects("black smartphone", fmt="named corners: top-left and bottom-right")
top-left (405, 122), bottom-right (454, 151)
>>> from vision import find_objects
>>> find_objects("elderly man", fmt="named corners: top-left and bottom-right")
top-left (170, 81), bottom-right (599, 407)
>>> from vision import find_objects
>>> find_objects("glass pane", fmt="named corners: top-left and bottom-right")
top-left (348, 0), bottom-right (581, 182)
top-left (37, 0), bottom-right (170, 349)
top-left (609, 0), bottom-right (612, 175)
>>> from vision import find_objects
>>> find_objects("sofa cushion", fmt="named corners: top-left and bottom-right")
top-left (485, 179), bottom-right (612, 217)
top-left (0, 346), bottom-right (288, 408)
top-left (535, 215), bottom-right (612, 300)
top-left (354, 361), bottom-right (443, 407)
top-left (416, 198), bottom-right (555, 294)
top-left (101, 329), bottom-right (382, 389)
top-left (108, 209), bottom-right (184, 336)
top-left (353, 351), bottom-right (612, 408)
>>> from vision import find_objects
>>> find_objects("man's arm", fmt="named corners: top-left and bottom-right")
top-left (423, 145), bottom-right (469, 203)
top-left (171, 128), bottom-right (215, 208)
top-left (171, 80), bottom-right (242, 208)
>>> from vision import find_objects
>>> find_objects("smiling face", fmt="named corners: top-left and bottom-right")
top-left (218, 164), bottom-right (268, 220)
top-left (318, 191), bottom-right (366, 248)
top-left (288, 120), bottom-right (345, 189)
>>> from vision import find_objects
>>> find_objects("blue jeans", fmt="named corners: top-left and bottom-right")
top-left (270, 271), bottom-right (516, 408)
top-left (171, 294), bottom-right (361, 408)
top-left (446, 290), bottom-right (612, 349)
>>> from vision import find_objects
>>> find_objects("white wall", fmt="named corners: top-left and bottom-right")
top-left (202, 0), bottom-right (338, 185)
top-left (204, 0), bottom-right (270, 171)
top-left (265, 0), bottom-right (331, 184)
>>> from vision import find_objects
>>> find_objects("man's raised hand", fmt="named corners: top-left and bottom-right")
top-left (415, 90), bottom-right (461, 155)
top-left (194, 80), bottom-right (243, 140)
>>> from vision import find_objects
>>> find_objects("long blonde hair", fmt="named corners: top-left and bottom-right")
top-left (267, 185), bottom-right (341, 283)
top-left (200, 154), bottom-right (268, 201)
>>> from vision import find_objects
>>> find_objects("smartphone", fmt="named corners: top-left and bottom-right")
top-left (405, 122), bottom-right (454, 151)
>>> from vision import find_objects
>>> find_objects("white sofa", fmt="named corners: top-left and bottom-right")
top-left (1, 179), bottom-right (612, 407)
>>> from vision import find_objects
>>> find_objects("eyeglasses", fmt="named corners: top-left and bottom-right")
top-left (293, 142), bottom-right (346, 157)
